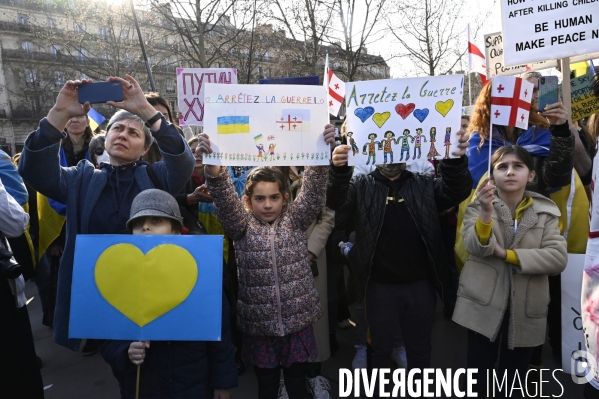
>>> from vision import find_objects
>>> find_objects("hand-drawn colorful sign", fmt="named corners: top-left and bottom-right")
top-left (69, 235), bottom-right (224, 341)
top-left (571, 72), bottom-right (599, 121)
top-left (203, 83), bottom-right (330, 166)
top-left (500, 0), bottom-right (599, 66)
top-left (345, 75), bottom-right (464, 166)
top-left (176, 68), bottom-right (237, 126)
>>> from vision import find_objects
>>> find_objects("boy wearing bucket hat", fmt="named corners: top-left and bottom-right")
top-left (99, 189), bottom-right (238, 399)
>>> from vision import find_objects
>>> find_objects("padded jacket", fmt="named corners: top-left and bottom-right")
top-left (326, 157), bottom-right (472, 308)
top-left (206, 166), bottom-right (327, 337)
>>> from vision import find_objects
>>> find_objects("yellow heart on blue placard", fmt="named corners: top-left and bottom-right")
top-left (95, 244), bottom-right (197, 327)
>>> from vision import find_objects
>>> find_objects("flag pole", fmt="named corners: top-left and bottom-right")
top-left (468, 72), bottom-right (473, 106)
top-left (561, 57), bottom-right (572, 116)
top-left (488, 117), bottom-right (493, 179)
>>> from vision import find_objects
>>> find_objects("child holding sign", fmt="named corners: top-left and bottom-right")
top-left (99, 189), bottom-right (237, 399)
top-left (198, 126), bottom-right (335, 399)
top-left (454, 146), bottom-right (567, 396)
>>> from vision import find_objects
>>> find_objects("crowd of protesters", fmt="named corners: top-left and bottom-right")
top-left (0, 69), bottom-right (598, 399)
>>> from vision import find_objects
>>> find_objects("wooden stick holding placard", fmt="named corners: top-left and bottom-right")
top-left (560, 58), bottom-right (572, 117)
top-left (135, 365), bottom-right (140, 399)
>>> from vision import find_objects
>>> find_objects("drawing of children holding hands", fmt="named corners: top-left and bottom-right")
top-left (444, 127), bottom-right (452, 159)
top-left (268, 143), bottom-right (277, 161)
top-left (380, 131), bottom-right (397, 164)
top-left (347, 132), bottom-right (359, 156)
top-left (411, 128), bottom-right (428, 160)
top-left (362, 133), bottom-right (380, 165)
top-left (256, 144), bottom-right (265, 161)
top-left (398, 129), bottom-right (414, 162)
top-left (427, 127), bottom-right (441, 160)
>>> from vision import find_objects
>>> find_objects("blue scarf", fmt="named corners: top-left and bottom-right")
top-left (467, 125), bottom-right (551, 189)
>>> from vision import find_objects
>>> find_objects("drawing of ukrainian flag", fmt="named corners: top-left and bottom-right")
top-left (254, 134), bottom-right (263, 142)
top-left (217, 116), bottom-right (250, 134)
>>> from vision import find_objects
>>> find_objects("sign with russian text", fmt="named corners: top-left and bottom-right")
top-left (202, 83), bottom-right (330, 166)
top-left (176, 68), bottom-right (237, 126)
top-left (571, 72), bottom-right (599, 121)
top-left (500, 0), bottom-right (599, 66)
top-left (345, 76), bottom-right (463, 166)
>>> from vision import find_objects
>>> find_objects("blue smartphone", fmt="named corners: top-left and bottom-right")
top-left (78, 81), bottom-right (124, 104)
top-left (537, 76), bottom-right (559, 112)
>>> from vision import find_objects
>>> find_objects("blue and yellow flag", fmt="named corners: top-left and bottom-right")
top-left (88, 108), bottom-right (106, 132)
top-left (455, 128), bottom-right (589, 270)
top-left (217, 116), bottom-right (250, 134)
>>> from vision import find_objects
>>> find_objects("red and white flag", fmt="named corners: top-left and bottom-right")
top-left (468, 25), bottom-right (488, 86)
top-left (325, 54), bottom-right (345, 117)
top-left (490, 76), bottom-right (534, 129)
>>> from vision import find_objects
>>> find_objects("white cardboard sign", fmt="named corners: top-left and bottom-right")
top-left (176, 68), bottom-right (237, 126)
top-left (202, 83), bottom-right (330, 166)
top-left (484, 32), bottom-right (557, 77)
top-left (500, 0), bottom-right (599, 66)
top-left (345, 76), bottom-right (463, 166)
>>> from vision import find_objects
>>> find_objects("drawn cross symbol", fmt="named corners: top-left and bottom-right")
top-left (494, 110), bottom-right (501, 118)
top-left (497, 85), bottom-right (505, 93)
top-left (334, 83), bottom-right (339, 90)
top-left (525, 90), bottom-right (528, 97)
top-left (280, 124), bottom-right (284, 129)
top-left (329, 100), bottom-right (333, 106)
top-left (293, 124), bottom-right (297, 129)
top-left (521, 114), bottom-right (525, 122)
top-left (293, 116), bottom-right (298, 121)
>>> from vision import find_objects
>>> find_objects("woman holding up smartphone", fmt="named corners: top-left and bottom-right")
top-left (17, 75), bottom-right (195, 352)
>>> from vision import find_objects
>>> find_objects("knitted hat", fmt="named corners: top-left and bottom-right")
top-left (126, 189), bottom-right (183, 230)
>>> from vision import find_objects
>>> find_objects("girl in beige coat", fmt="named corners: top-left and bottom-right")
top-left (453, 145), bottom-right (567, 397)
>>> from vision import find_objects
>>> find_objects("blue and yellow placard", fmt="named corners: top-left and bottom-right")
top-left (69, 234), bottom-right (223, 341)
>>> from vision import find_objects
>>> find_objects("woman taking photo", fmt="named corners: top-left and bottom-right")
top-left (18, 74), bottom-right (195, 351)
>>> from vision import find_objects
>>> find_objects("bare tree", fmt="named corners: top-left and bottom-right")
top-left (267, 0), bottom-right (333, 77)
top-left (144, 0), bottom-right (258, 68)
top-left (325, 0), bottom-right (390, 82)
top-left (386, 0), bottom-right (495, 77)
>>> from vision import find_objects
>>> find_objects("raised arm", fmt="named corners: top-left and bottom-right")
top-left (541, 102), bottom-right (575, 187)
top-left (288, 166), bottom-right (329, 232)
top-left (204, 166), bottom-right (249, 241)
top-left (326, 144), bottom-right (358, 215)
top-left (433, 130), bottom-right (473, 211)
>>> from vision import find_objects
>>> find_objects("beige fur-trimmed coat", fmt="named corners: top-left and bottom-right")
top-left (452, 191), bottom-right (567, 349)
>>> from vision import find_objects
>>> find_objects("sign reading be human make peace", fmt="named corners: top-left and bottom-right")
top-left (500, 0), bottom-right (599, 66)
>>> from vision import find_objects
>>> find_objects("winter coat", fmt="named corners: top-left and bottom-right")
top-left (205, 166), bottom-right (327, 337)
top-left (100, 292), bottom-right (238, 399)
top-left (18, 117), bottom-right (194, 350)
top-left (326, 157), bottom-right (472, 307)
top-left (452, 191), bottom-right (568, 348)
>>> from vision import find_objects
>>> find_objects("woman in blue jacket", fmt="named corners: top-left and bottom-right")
top-left (18, 75), bottom-right (195, 351)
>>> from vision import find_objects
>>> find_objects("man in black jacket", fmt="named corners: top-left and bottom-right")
top-left (327, 133), bottom-right (472, 378)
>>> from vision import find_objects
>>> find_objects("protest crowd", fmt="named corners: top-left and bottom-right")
top-left (1, 43), bottom-right (599, 399)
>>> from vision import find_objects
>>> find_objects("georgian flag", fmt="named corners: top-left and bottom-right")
top-left (325, 54), bottom-right (345, 117)
top-left (490, 76), bottom-right (534, 129)
top-left (468, 25), bottom-right (488, 86)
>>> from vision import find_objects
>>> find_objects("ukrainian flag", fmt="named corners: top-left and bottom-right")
top-left (37, 192), bottom-right (66, 259)
top-left (88, 108), bottom-right (106, 132)
top-left (455, 128), bottom-right (589, 270)
top-left (217, 116), bottom-right (250, 134)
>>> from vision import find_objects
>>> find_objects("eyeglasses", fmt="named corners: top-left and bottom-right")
top-left (94, 147), bottom-right (105, 156)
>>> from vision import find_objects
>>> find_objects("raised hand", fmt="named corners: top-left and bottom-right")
top-left (47, 79), bottom-right (93, 132)
top-left (541, 101), bottom-right (569, 126)
top-left (451, 130), bottom-right (470, 158)
top-left (476, 178), bottom-right (496, 223)
top-left (106, 74), bottom-right (157, 122)
top-left (332, 145), bottom-right (351, 167)
top-left (322, 124), bottom-right (336, 149)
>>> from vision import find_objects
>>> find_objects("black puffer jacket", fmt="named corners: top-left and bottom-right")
top-left (327, 157), bottom-right (472, 310)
